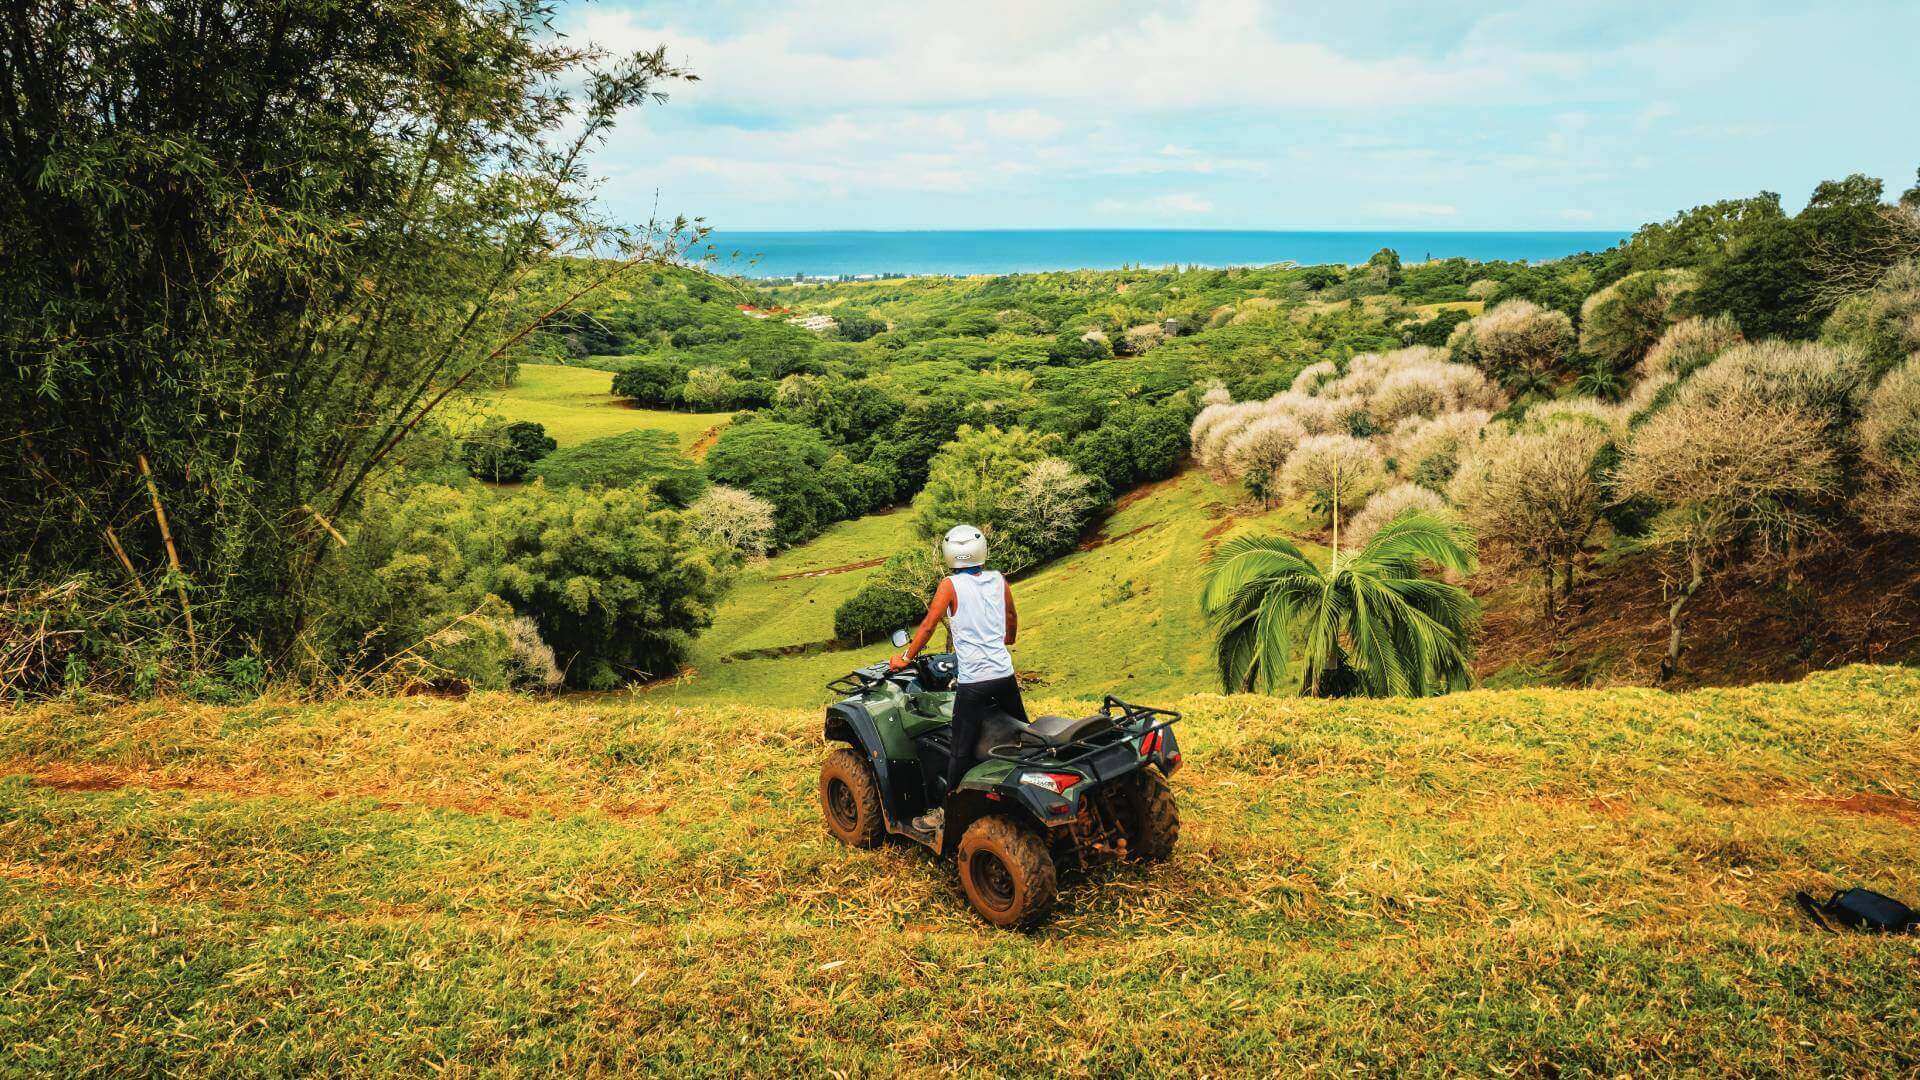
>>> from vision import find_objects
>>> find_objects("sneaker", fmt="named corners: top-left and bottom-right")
top-left (911, 808), bottom-right (944, 833)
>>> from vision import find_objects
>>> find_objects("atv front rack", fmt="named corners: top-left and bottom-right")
top-left (985, 696), bottom-right (1180, 784)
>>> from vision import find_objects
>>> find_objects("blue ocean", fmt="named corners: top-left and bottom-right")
top-left (694, 229), bottom-right (1628, 280)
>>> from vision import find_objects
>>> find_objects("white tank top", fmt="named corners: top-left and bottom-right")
top-left (947, 570), bottom-right (1015, 684)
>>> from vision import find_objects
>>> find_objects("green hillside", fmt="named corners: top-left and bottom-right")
top-left (486, 363), bottom-right (731, 450)
top-left (3, 668), bottom-right (1916, 1072)
top-left (650, 470), bottom-right (1316, 707)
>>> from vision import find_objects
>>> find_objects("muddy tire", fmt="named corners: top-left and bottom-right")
top-left (819, 748), bottom-right (885, 848)
top-left (957, 815), bottom-right (1057, 929)
top-left (1118, 768), bottom-right (1179, 862)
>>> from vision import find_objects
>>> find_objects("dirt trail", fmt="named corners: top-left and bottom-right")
top-left (771, 557), bottom-right (885, 581)
top-left (687, 424), bottom-right (726, 460)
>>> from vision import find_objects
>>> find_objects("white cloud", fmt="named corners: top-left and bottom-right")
top-left (1559, 208), bottom-right (1598, 222)
top-left (985, 109), bottom-right (1066, 142)
top-left (1094, 193), bottom-right (1214, 216)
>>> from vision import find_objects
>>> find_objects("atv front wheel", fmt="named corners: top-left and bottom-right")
top-left (957, 815), bottom-right (1057, 929)
top-left (1117, 768), bottom-right (1179, 862)
top-left (819, 749), bottom-right (884, 848)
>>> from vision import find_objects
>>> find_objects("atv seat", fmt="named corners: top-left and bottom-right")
top-left (1022, 713), bottom-right (1115, 747)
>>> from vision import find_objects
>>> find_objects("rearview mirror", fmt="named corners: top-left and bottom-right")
top-left (889, 629), bottom-right (910, 649)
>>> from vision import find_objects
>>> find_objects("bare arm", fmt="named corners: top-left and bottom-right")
top-left (1004, 579), bottom-right (1018, 646)
top-left (891, 578), bottom-right (955, 669)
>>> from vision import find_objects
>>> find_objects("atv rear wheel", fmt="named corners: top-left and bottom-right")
top-left (957, 815), bottom-right (1057, 929)
top-left (819, 749), bottom-right (885, 848)
top-left (1117, 767), bottom-right (1179, 862)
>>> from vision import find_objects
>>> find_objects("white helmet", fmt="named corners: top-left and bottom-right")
top-left (941, 524), bottom-right (987, 569)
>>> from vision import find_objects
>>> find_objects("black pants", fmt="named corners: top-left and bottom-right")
top-left (946, 675), bottom-right (1028, 802)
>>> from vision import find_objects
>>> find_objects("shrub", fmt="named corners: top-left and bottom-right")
top-left (503, 615), bottom-right (564, 692)
top-left (611, 358), bottom-right (689, 407)
top-left (461, 420), bottom-right (556, 483)
top-left (1345, 483), bottom-right (1451, 549)
top-left (1448, 300), bottom-right (1576, 389)
top-left (1642, 314), bottom-right (1744, 380)
top-left (686, 485), bottom-right (777, 560)
top-left (1448, 422), bottom-right (1610, 618)
top-left (1222, 413), bottom-right (1308, 504)
top-left (1857, 354), bottom-right (1920, 533)
top-left (1681, 340), bottom-right (1869, 437)
top-left (528, 429), bottom-right (708, 505)
top-left (1266, 391), bottom-right (1341, 435)
top-left (1006, 458), bottom-right (1099, 564)
top-left (322, 483), bottom-right (726, 690)
top-left (1579, 269), bottom-right (1695, 373)
top-left (1466, 279), bottom-right (1502, 301)
top-left (1388, 409), bottom-right (1491, 488)
top-left (833, 581), bottom-right (929, 644)
top-left (1614, 377), bottom-right (1842, 677)
top-left (1290, 361), bottom-right (1338, 395)
top-left (1370, 359), bottom-right (1502, 425)
top-left (1822, 259), bottom-right (1920, 376)
top-left (1280, 434), bottom-right (1385, 522)
top-left (704, 419), bottom-right (845, 547)
top-left (1192, 401), bottom-right (1266, 477)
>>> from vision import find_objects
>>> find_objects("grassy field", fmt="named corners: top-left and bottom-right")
top-left (2, 668), bottom-right (1916, 1073)
top-left (483, 363), bottom-right (731, 450)
top-left (647, 469), bottom-right (1315, 708)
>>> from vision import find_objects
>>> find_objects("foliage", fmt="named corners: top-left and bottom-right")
top-left (1821, 259), bottom-right (1920, 376)
top-left (1346, 483), bottom-right (1451, 549)
top-left (1579, 269), bottom-right (1696, 374)
top-left (1201, 512), bottom-right (1477, 696)
top-left (1856, 355), bottom-right (1920, 534)
top-left (0, 1), bottom-right (694, 676)
top-left (704, 420), bottom-right (848, 547)
top-left (912, 426), bottom-right (1094, 574)
top-left (611, 358), bottom-right (691, 407)
top-left (528, 430), bottom-right (709, 505)
top-left (1280, 434), bottom-right (1385, 520)
top-left (1449, 422), bottom-right (1611, 618)
top-left (1642, 314), bottom-right (1745, 380)
top-left (1063, 402), bottom-right (1188, 496)
top-left (1447, 300), bottom-right (1577, 389)
top-left (329, 483), bottom-right (724, 690)
top-left (461, 421), bottom-right (557, 483)
top-left (833, 579), bottom-right (932, 644)
top-left (686, 486), bottom-right (779, 560)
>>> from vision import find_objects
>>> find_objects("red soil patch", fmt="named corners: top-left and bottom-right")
top-left (687, 423), bottom-right (725, 460)
top-left (772, 557), bottom-right (885, 581)
top-left (1077, 522), bottom-right (1156, 552)
top-left (1471, 530), bottom-right (1920, 689)
top-left (1799, 793), bottom-right (1920, 824)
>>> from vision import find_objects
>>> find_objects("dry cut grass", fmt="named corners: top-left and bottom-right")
top-left (1, 667), bottom-right (1917, 1074)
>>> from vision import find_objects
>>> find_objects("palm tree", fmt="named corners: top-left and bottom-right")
top-left (1201, 510), bottom-right (1479, 697)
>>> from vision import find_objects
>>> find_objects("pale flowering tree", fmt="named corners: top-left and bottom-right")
top-left (1448, 422), bottom-right (1611, 619)
top-left (1388, 409), bottom-right (1491, 488)
top-left (1641, 314), bottom-right (1744, 380)
top-left (1281, 433), bottom-right (1385, 528)
top-left (1010, 458), bottom-right (1099, 556)
top-left (1345, 483), bottom-right (1452, 549)
top-left (688, 485), bottom-right (778, 560)
top-left (1857, 354), bottom-right (1920, 534)
top-left (1223, 413), bottom-right (1309, 505)
top-left (1448, 299), bottom-right (1576, 390)
top-left (1614, 372), bottom-right (1843, 679)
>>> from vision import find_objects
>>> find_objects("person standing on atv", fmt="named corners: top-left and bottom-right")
top-left (890, 523), bottom-right (1025, 834)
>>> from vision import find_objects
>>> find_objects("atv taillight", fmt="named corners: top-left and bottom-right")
top-left (1019, 771), bottom-right (1081, 795)
top-left (1140, 729), bottom-right (1162, 755)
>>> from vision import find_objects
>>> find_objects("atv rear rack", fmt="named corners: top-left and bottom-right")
top-left (985, 696), bottom-right (1180, 783)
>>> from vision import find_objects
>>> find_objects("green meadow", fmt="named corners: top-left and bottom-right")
top-left (485, 363), bottom-right (731, 450)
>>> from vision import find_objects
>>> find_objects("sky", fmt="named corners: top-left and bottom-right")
top-left (560, 0), bottom-right (1920, 232)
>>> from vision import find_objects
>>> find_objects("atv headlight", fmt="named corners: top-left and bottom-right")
top-left (1019, 771), bottom-right (1081, 795)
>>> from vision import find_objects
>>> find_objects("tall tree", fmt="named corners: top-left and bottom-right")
top-left (0, 1), bottom-right (696, 667)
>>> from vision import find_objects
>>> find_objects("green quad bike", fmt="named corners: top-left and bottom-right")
top-left (817, 633), bottom-right (1183, 929)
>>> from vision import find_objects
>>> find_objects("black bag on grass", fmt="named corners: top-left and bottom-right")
top-left (1794, 888), bottom-right (1917, 933)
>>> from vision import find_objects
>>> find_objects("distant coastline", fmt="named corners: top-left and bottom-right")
top-left (691, 228), bottom-right (1630, 281)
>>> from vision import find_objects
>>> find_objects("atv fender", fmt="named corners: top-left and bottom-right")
top-left (825, 702), bottom-right (912, 829)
